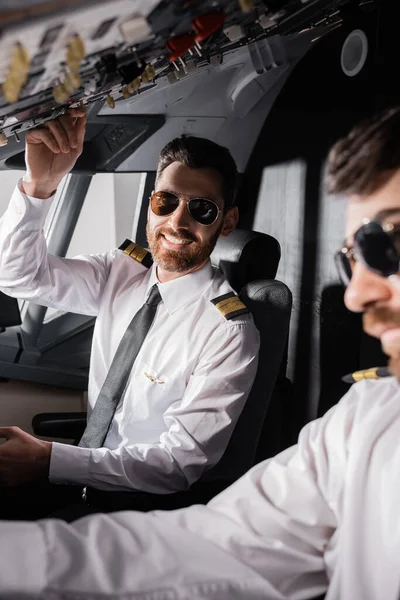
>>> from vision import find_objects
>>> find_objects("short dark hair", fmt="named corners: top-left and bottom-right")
top-left (327, 106), bottom-right (400, 196)
top-left (156, 135), bottom-right (239, 209)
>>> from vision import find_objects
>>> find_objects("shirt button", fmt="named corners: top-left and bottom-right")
top-left (15, 203), bottom-right (21, 215)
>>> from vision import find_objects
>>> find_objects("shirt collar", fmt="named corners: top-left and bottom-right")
top-left (146, 261), bottom-right (214, 315)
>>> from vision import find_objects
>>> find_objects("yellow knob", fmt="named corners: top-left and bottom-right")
top-left (53, 83), bottom-right (69, 104)
top-left (2, 78), bottom-right (20, 103)
top-left (66, 50), bottom-right (81, 71)
top-left (9, 69), bottom-right (28, 86)
top-left (126, 81), bottom-right (135, 94)
top-left (145, 64), bottom-right (156, 81)
top-left (69, 35), bottom-right (85, 59)
top-left (64, 70), bottom-right (81, 93)
top-left (10, 44), bottom-right (30, 70)
top-left (121, 86), bottom-right (131, 99)
top-left (106, 94), bottom-right (115, 109)
top-left (66, 35), bottom-right (86, 70)
top-left (239, 0), bottom-right (254, 13)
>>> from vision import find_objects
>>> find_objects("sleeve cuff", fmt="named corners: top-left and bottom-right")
top-left (50, 441), bottom-right (91, 485)
top-left (0, 521), bottom-right (46, 597)
top-left (5, 179), bottom-right (56, 231)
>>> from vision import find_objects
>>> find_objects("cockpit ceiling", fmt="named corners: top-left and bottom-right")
top-left (0, 0), bottom-right (377, 147)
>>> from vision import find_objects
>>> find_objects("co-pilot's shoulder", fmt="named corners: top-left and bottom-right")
top-left (349, 374), bottom-right (399, 398)
top-left (336, 374), bottom-right (400, 423)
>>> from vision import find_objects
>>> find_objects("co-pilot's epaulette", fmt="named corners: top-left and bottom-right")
top-left (119, 239), bottom-right (153, 269)
top-left (341, 366), bottom-right (391, 384)
top-left (211, 292), bottom-right (249, 320)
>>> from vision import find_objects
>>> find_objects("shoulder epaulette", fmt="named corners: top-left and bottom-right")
top-left (342, 366), bottom-right (391, 384)
top-left (211, 291), bottom-right (249, 320)
top-left (119, 239), bottom-right (153, 269)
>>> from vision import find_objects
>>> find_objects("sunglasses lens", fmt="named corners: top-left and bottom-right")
top-left (151, 192), bottom-right (219, 225)
top-left (151, 192), bottom-right (179, 216)
top-left (335, 251), bottom-right (352, 286)
top-left (355, 221), bottom-right (399, 277)
top-left (188, 199), bottom-right (218, 225)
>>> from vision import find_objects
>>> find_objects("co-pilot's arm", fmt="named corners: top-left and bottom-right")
top-left (0, 383), bottom-right (362, 599)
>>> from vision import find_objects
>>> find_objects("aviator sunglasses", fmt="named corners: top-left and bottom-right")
top-left (150, 190), bottom-right (222, 226)
top-left (335, 220), bottom-right (400, 286)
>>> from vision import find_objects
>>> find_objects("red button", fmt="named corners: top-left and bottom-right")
top-left (192, 12), bottom-right (226, 43)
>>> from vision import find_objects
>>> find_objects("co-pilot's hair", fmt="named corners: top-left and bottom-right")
top-left (327, 106), bottom-right (400, 196)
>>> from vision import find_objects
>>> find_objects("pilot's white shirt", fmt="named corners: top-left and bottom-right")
top-left (0, 184), bottom-right (259, 492)
top-left (1, 377), bottom-right (400, 599)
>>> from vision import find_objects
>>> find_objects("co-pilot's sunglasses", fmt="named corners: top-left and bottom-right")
top-left (150, 190), bottom-right (222, 226)
top-left (335, 220), bottom-right (400, 286)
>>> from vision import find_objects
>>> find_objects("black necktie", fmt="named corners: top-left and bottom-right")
top-left (79, 284), bottom-right (162, 448)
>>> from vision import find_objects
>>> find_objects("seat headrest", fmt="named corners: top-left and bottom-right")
top-left (211, 229), bottom-right (281, 293)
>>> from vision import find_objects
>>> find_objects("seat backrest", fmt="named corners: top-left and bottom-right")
top-left (204, 229), bottom-right (292, 483)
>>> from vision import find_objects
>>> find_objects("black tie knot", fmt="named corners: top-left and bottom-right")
top-left (146, 284), bottom-right (162, 306)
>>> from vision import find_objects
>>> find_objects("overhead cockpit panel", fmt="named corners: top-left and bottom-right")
top-left (0, 0), bottom-right (375, 148)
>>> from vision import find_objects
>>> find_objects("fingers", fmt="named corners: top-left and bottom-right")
top-left (58, 114), bottom-right (78, 148)
top-left (27, 127), bottom-right (62, 153)
top-left (27, 109), bottom-right (87, 154)
top-left (0, 426), bottom-right (20, 440)
top-left (75, 111), bottom-right (87, 147)
top-left (59, 110), bottom-right (87, 149)
top-left (46, 119), bottom-right (71, 153)
top-left (67, 107), bottom-right (87, 119)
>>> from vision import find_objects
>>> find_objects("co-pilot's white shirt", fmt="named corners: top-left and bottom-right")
top-left (0, 184), bottom-right (259, 493)
top-left (1, 378), bottom-right (400, 599)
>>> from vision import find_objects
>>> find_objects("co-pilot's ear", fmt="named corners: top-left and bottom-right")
top-left (220, 206), bottom-right (239, 238)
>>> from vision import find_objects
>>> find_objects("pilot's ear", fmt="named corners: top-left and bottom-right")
top-left (220, 206), bottom-right (238, 237)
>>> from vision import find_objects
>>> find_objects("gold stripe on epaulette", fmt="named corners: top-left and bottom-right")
top-left (352, 367), bottom-right (380, 382)
top-left (342, 366), bottom-right (391, 383)
top-left (124, 242), bottom-right (148, 263)
top-left (215, 297), bottom-right (247, 317)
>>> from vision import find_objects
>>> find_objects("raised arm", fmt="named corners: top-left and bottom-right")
top-left (0, 110), bottom-right (111, 316)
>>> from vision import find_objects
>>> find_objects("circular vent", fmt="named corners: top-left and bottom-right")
top-left (341, 29), bottom-right (369, 77)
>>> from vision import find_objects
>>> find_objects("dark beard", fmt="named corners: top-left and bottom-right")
top-left (146, 223), bottom-right (222, 273)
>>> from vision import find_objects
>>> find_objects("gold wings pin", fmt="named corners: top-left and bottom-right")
top-left (144, 371), bottom-right (165, 384)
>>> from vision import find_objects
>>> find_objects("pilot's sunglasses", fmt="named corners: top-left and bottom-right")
top-left (150, 190), bottom-right (222, 226)
top-left (335, 220), bottom-right (400, 286)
